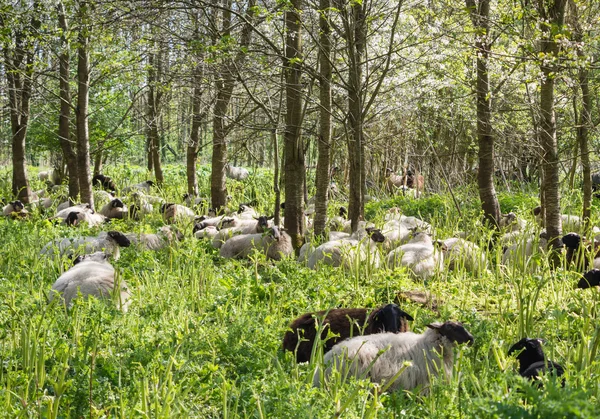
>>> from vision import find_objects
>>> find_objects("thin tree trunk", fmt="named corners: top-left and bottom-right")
top-left (284, 0), bottom-right (305, 250)
top-left (467, 0), bottom-right (500, 229)
top-left (187, 60), bottom-right (204, 196)
top-left (57, 2), bottom-right (79, 199)
top-left (76, 0), bottom-right (93, 208)
top-left (93, 148), bottom-right (103, 176)
top-left (273, 129), bottom-right (281, 226)
top-left (147, 50), bottom-right (164, 185)
top-left (313, 0), bottom-right (332, 239)
top-left (538, 0), bottom-right (567, 262)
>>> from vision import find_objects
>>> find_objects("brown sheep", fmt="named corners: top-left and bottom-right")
top-left (401, 170), bottom-right (425, 190)
top-left (282, 304), bottom-right (413, 363)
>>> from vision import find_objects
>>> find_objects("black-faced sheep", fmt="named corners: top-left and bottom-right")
top-left (125, 226), bottom-right (183, 251)
top-left (211, 216), bottom-right (272, 248)
top-left (578, 269), bottom-right (600, 289)
top-left (3, 200), bottom-right (28, 218)
top-left (161, 203), bottom-right (196, 223)
top-left (219, 226), bottom-right (292, 260)
top-left (48, 252), bottom-right (131, 312)
top-left (307, 228), bottom-right (385, 270)
top-left (92, 174), bottom-right (117, 192)
top-left (314, 321), bottom-right (473, 391)
top-left (226, 164), bottom-right (249, 181)
top-left (562, 232), bottom-right (600, 271)
top-left (283, 304), bottom-right (414, 363)
top-left (99, 198), bottom-right (128, 219)
top-left (41, 231), bottom-right (131, 260)
top-left (508, 338), bottom-right (564, 385)
top-left (65, 210), bottom-right (107, 227)
top-left (193, 222), bottom-right (220, 240)
top-left (386, 232), bottom-right (444, 280)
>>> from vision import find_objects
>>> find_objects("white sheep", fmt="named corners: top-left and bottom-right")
top-left (499, 212), bottom-right (527, 232)
top-left (501, 231), bottom-right (548, 269)
top-left (161, 203), bottom-right (196, 223)
top-left (48, 252), bottom-right (131, 312)
top-left (194, 224), bottom-right (220, 240)
top-left (307, 228), bottom-right (385, 270)
top-left (122, 180), bottom-right (154, 194)
top-left (99, 199), bottom-right (128, 219)
top-left (440, 237), bottom-right (487, 273)
top-left (237, 204), bottom-right (259, 220)
top-left (226, 164), bottom-right (249, 181)
top-left (41, 231), bottom-right (131, 260)
top-left (386, 232), bottom-right (443, 280)
top-left (3, 200), bottom-right (28, 218)
top-left (54, 203), bottom-right (92, 220)
top-left (125, 226), bottom-right (182, 251)
top-left (314, 321), bottom-right (473, 392)
top-left (219, 226), bottom-right (293, 260)
top-left (65, 210), bottom-right (107, 227)
top-left (94, 190), bottom-right (115, 207)
top-left (211, 216), bottom-right (272, 248)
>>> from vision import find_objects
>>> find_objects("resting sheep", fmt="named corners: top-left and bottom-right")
top-left (161, 203), bottom-right (196, 223)
top-left (48, 252), bottom-right (131, 312)
top-left (313, 321), bottom-right (474, 392)
top-left (386, 232), bottom-right (444, 280)
top-left (508, 338), bottom-right (564, 385)
top-left (65, 210), bottom-right (107, 227)
top-left (193, 222), bottom-right (220, 240)
top-left (283, 304), bottom-right (413, 363)
top-left (92, 174), bottom-right (117, 192)
top-left (307, 228), bottom-right (385, 270)
top-left (578, 269), bottom-right (600, 289)
top-left (533, 206), bottom-right (582, 233)
top-left (99, 198), bottom-right (128, 219)
top-left (219, 226), bottom-right (293, 260)
top-left (562, 232), bottom-right (600, 271)
top-left (125, 226), bottom-right (183, 251)
top-left (226, 164), bottom-right (249, 181)
top-left (211, 216), bottom-right (272, 248)
top-left (3, 200), bottom-right (28, 218)
top-left (123, 180), bottom-right (154, 194)
top-left (440, 237), bottom-right (487, 273)
top-left (41, 231), bottom-right (131, 260)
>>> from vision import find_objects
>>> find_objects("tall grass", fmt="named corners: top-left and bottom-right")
top-left (1, 166), bottom-right (600, 417)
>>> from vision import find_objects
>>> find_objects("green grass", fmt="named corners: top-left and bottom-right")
top-left (1, 165), bottom-right (600, 417)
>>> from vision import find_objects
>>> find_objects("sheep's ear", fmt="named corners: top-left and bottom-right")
top-left (426, 323), bottom-right (442, 330)
top-left (267, 215), bottom-right (275, 220)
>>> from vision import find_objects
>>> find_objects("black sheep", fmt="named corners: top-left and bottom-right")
top-left (92, 174), bottom-right (117, 193)
top-left (508, 338), bottom-right (565, 386)
top-left (283, 304), bottom-right (413, 363)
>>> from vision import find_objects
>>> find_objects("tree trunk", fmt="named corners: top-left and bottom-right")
top-left (93, 148), bottom-right (103, 176)
top-left (346, 2), bottom-right (366, 232)
top-left (284, 0), bottom-right (305, 250)
top-left (273, 129), bottom-right (281, 226)
top-left (313, 0), bottom-right (332, 239)
top-left (187, 63), bottom-right (204, 196)
top-left (467, 0), bottom-right (500, 229)
top-left (76, 0), bottom-right (93, 208)
top-left (147, 50), bottom-right (164, 185)
top-left (538, 0), bottom-right (567, 261)
top-left (57, 1), bottom-right (79, 200)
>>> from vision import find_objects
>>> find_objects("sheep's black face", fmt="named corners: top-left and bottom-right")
top-left (366, 228), bottom-right (385, 243)
top-left (146, 180), bottom-right (154, 187)
top-left (238, 204), bottom-right (248, 214)
top-left (508, 338), bottom-right (546, 370)
top-left (562, 233), bottom-right (581, 250)
top-left (339, 206), bottom-right (348, 218)
top-left (270, 226), bottom-right (281, 241)
top-left (373, 304), bottom-right (413, 333)
top-left (429, 321), bottom-right (474, 346)
top-left (111, 199), bottom-right (125, 208)
top-left (578, 269), bottom-right (600, 289)
top-left (65, 211), bottom-right (79, 226)
top-left (11, 200), bottom-right (24, 212)
top-left (193, 222), bottom-right (207, 233)
top-left (108, 231), bottom-right (131, 247)
top-left (92, 174), bottom-right (105, 186)
top-left (256, 216), bottom-right (269, 231)
top-left (533, 206), bottom-right (542, 217)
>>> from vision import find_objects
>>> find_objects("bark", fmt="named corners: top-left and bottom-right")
top-left (210, 0), bottom-right (256, 211)
top-left (537, 0), bottom-right (567, 261)
top-left (187, 63), bottom-right (204, 196)
top-left (273, 129), bottom-right (281, 226)
top-left (93, 148), bottom-right (103, 176)
top-left (466, 0), bottom-right (500, 229)
top-left (76, 0), bottom-right (93, 208)
top-left (313, 0), bottom-right (332, 239)
top-left (284, 0), bottom-right (305, 250)
top-left (57, 1), bottom-right (79, 199)
top-left (147, 50), bottom-right (164, 185)
top-left (2, 3), bottom-right (41, 202)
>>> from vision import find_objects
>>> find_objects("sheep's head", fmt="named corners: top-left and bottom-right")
top-left (160, 203), bottom-right (175, 214)
top-left (269, 226), bottom-right (282, 241)
top-left (107, 231), bottom-right (131, 247)
top-left (366, 227), bottom-right (385, 243)
top-left (8, 200), bottom-right (24, 212)
top-left (72, 251), bottom-right (109, 266)
top-left (428, 321), bottom-right (474, 346)
top-left (193, 222), bottom-right (208, 233)
top-left (238, 204), bottom-right (249, 214)
top-left (256, 215), bottom-right (270, 231)
top-left (532, 206), bottom-right (542, 217)
top-left (220, 217), bottom-right (236, 228)
top-left (578, 269), bottom-right (600, 289)
top-left (385, 167), bottom-right (393, 177)
top-left (339, 206), bottom-right (348, 218)
top-left (371, 304), bottom-right (413, 334)
top-left (111, 198), bottom-right (125, 208)
top-left (65, 211), bottom-right (80, 226)
top-left (562, 233), bottom-right (581, 250)
top-left (145, 180), bottom-right (154, 187)
top-left (508, 338), bottom-right (546, 371)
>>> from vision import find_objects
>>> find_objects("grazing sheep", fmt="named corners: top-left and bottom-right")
top-left (92, 174), bottom-right (117, 192)
top-left (440, 237), bottom-right (487, 273)
top-left (99, 198), bottom-right (128, 219)
top-left (123, 180), bottom-right (154, 194)
top-left (314, 321), bottom-right (474, 391)
top-left (41, 231), bottom-right (131, 260)
top-left (562, 232), bottom-right (600, 271)
top-left (161, 203), bottom-right (196, 223)
top-left (283, 304), bottom-right (413, 363)
top-left (3, 200), bottom-right (28, 218)
top-left (386, 232), bottom-right (444, 280)
top-left (508, 338), bottom-right (565, 385)
top-left (578, 269), bottom-right (600, 289)
top-left (225, 164), bottom-right (249, 181)
top-left (48, 252), bottom-right (131, 312)
top-left (219, 226), bottom-right (292, 260)
top-left (125, 226), bottom-right (183, 251)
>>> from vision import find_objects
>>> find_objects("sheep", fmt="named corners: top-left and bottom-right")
top-left (386, 232), bottom-right (444, 280)
top-left (94, 190), bottom-right (115, 207)
top-left (307, 228), bottom-right (385, 270)
top-left (195, 215), bottom-right (232, 228)
top-left (401, 170), bottom-right (425, 191)
top-left (533, 206), bottom-right (582, 233)
top-left (328, 207), bottom-right (348, 231)
top-left (501, 231), bottom-right (548, 268)
top-left (3, 200), bottom-right (28, 218)
top-left (211, 216), bottom-right (272, 249)
top-left (578, 269), bottom-right (600, 289)
top-left (39, 170), bottom-right (50, 182)
top-left (313, 321), bottom-right (474, 391)
top-left (508, 338), bottom-right (565, 385)
top-left (440, 237), bottom-right (487, 273)
top-left (193, 223), bottom-right (220, 240)
top-left (219, 226), bottom-right (292, 260)
top-left (237, 204), bottom-right (259, 220)
top-left (381, 219), bottom-right (412, 251)
top-left (283, 304), bottom-right (413, 363)
top-left (161, 203), bottom-right (196, 223)
top-left (99, 198), bottom-right (128, 219)
top-left (122, 180), bottom-right (154, 194)
top-left (385, 168), bottom-right (405, 192)
top-left (92, 174), bottom-right (117, 192)
top-left (226, 164), bottom-right (249, 181)
top-left (499, 212), bottom-right (527, 232)
top-left (41, 231), bottom-right (131, 260)
top-left (125, 226), bottom-right (183, 251)
top-left (562, 232), bottom-right (600, 271)
top-left (65, 210), bottom-right (107, 227)
top-left (48, 252), bottom-right (131, 312)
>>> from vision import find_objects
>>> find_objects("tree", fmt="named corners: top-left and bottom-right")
top-left (1, 1), bottom-right (41, 202)
top-left (146, 40), bottom-right (165, 185)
